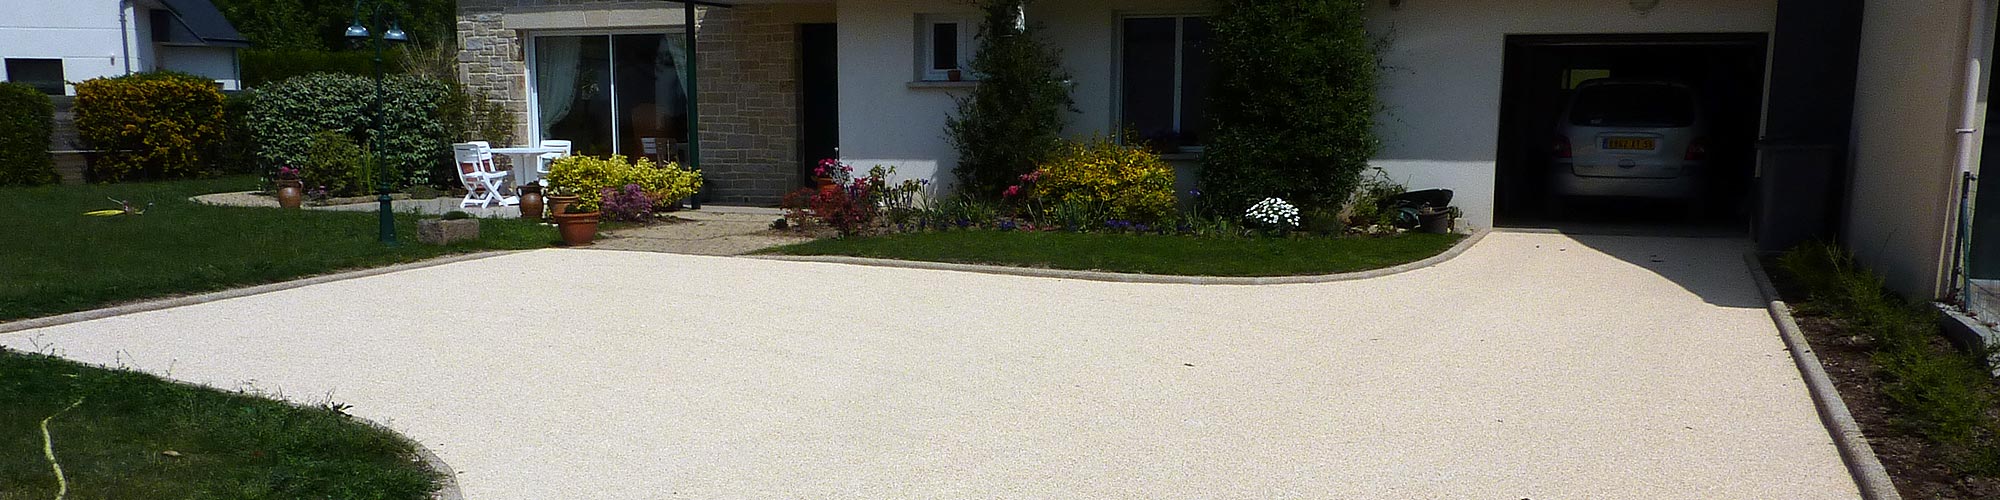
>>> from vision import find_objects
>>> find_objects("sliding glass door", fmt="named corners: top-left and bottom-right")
top-left (532, 33), bottom-right (689, 158)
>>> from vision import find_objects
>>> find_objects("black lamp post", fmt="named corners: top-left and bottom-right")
top-left (346, 1), bottom-right (409, 245)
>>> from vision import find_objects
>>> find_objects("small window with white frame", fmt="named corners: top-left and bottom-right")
top-left (917, 15), bottom-right (974, 82)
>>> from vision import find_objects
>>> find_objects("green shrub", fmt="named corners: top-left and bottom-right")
top-left (248, 73), bottom-right (451, 190)
top-left (0, 82), bottom-right (56, 186)
top-left (1029, 137), bottom-right (1176, 224)
top-left (1200, 0), bottom-right (1380, 212)
top-left (545, 155), bottom-right (702, 212)
top-left (1778, 241), bottom-right (2000, 474)
top-left (301, 130), bottom-right (368, 196)
top-left (216, 90), bottom-right (260, 175)
top-left (946, 0), bottom-right (1075, 199)
top-left (73, 72), bottom-right (230, 182)
top-left (240, 49), bottom-right (386, 88)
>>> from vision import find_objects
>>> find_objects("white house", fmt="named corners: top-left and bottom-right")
top-left (457, 0), bottom-right (2000, 310)
top-left (0, 0), bottom-right (249, 95)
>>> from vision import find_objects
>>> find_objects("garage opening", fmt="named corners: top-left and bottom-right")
top-left (1493, 34), bottom-right (1770, 231)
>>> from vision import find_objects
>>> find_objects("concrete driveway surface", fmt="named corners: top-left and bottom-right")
top-left (2, 231), bottom-right (1859, 499)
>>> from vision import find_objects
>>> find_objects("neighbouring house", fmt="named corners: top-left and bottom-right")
top-left (2, 0), bottom-right (249, 184)
top-left (456, 0), bottom-right (1998, 311)
top-left (0, 0), bottom-right (249, 95)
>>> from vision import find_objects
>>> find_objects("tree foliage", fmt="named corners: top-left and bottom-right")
top-left (210, 0), bottom-right (454, 52)
top-left (1199, 0), bottom-right (1380, 211)
top-left (945, 0), bottom-right (1075, 199)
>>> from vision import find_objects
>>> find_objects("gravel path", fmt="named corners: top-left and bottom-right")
top-left (1, 231), bottom-right (1858, 499)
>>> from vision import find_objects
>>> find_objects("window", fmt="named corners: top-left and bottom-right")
top-left (918, 16), bottom-right (972, 81)
top-left (1120, 16), bottom-right (1211, 150)
top-left (4, 59), bottom-right (64, 95)
top-left (530, 33), bottom-right (690, 157)
top-left (1568, 83), bottom-right (1697, 127)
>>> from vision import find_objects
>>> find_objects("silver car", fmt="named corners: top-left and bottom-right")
top-left (1550, 79), bottom-right (1709, 201)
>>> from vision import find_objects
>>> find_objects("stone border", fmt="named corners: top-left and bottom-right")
top-left (1743, 254), bottom-right (1901, 500)
top-left (349, 416), bottom-right (465, 500)
top-left (750, 229), bottom-right (1488, 285)
top-left (0, 251), bottom-right (524, 335)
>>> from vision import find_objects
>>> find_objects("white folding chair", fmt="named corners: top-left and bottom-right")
top-left (453, 143), bottom-right (510, 208)
top-left (536, 140), bottom-right (573, 179)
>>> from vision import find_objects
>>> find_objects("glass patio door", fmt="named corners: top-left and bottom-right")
top-left (532, 33), bottom-right (689, 158)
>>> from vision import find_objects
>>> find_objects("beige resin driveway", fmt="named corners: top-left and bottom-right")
top-left (2, 232), bottom-right (1858, 499)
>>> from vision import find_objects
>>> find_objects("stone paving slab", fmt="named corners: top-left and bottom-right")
top-left (1, 232), bottom-right (1860, 499)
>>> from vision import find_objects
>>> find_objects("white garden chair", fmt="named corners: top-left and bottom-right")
top-left (536, 140), bottom-right (573, 181)
top-left (453, 143), bottom-right (511, 208)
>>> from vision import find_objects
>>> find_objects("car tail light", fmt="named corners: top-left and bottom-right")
top-left (1685, 138), bottom-right (1709, 161)
top-left (1553, 135), bottom-right (1572, 159)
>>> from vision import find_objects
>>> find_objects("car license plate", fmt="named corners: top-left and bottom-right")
top-left (1605, 137), bottom-right (1656, 150)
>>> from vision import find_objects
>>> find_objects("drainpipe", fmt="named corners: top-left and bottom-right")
top-left (117, 0), bottom-right (134, 75)
top-left (1950, 0), bottom-right (1989, 301)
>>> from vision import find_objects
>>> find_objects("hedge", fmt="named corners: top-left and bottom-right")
top-left (0, 82), bottom-right (56, 186)
top-left (240, 49), bottom-right (392, 88)
top-left (248, 73), bottom-right (451, 189)
top-left (73, 72), bottom-right (230, 182)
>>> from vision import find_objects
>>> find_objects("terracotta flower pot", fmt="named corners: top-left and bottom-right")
top-left (276, 180), bottom-right (304, 209)
top-left (553, 211), bottom-right (601, 246)
top-left (518, 185), bottom-right (545, 221)
top-left (546, 194), bottom-right (580, 221)
top-left (815, 177), bottom-right (838, 197)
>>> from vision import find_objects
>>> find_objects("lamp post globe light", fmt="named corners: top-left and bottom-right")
top-left (347, 0), bottom-right (409, 244)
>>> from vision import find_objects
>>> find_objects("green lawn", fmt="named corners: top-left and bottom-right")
top-left (0, 176), bottom-right (558, 321)
top-left (0, 348), bottom-right (438, 500)
top-left (765, 230), bottom-right (1464, 276)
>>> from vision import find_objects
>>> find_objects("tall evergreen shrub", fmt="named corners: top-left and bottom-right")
top-left (946, 0), bottom-right (1074, 199)
top-left (1200, 0), bottom-right (1380, 211)
top-left (73, 72), bottom-right (230, 182)
top-left (0, 82), bottom-right (56, 186)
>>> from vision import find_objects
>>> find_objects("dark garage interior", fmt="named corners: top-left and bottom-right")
top-left (1493, 34), bottom-right (1770, 230)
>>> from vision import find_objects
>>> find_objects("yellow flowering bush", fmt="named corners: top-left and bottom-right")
top-left (1029, 137), bottom-right (1177, 223)
top-left (73, 72), bottom-right (228, 182)
top-left (545, 154), bottom-right (702, 212)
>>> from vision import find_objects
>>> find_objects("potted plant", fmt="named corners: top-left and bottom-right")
top-left (814, 158), bottom-right (851, 197)
top-left (553, 203), bottom-right (602, 246)
top-left (545, 181), bottom-right (578, 223)
top-left (274, 166), bottom-right (304, 209)
top-left (1418, 206), bottom-right (1459, 234)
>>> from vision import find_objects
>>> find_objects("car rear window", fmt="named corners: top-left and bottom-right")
top-left (1568, 84), bottom-right (1697, 127)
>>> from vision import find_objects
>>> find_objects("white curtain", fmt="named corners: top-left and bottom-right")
top-left (661, 36), bottom-right (690, 101)
top-left (535, 37), bottom-right (584, 139)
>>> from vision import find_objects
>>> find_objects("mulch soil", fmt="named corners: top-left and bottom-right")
top-left (1767, 261), bottom-right (2000, 499)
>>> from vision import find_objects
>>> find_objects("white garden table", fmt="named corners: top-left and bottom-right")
top-left (488, 146), bottom-right (568, 190)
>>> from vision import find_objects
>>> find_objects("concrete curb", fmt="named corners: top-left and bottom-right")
top-left (1743, 254), bottom-right (1901, 500)
top-left (748, 228), bottom-right (1488, 285)
top-left (0, 251), bottom-right (525, 335)
top-left (349, 416), bottom-right (464, 500)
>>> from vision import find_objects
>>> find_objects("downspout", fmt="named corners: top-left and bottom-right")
top-left (1951, 0), bottom-right (1989, 302)
top-left (117, 0), bottom-right (134, 75)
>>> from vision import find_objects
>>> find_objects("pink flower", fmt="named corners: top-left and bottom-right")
top-left (814, 166), bottom-right (827, 177)
top-left (1003, 185), bottom-right (1022, 198)
top-left (1019, 170), bottom-right (1043, 183)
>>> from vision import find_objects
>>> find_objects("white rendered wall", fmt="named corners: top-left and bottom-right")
top-left (1365, 0), bottom-right (1778, 229)
top-left (158, 45), bottom-right (239, 90)
top-left (834, 0), bottom-right (1210, 193)
top-left (0, 0), bottom-right (139, 94)
top-left (1844, 0), bottom-right (1987, 299)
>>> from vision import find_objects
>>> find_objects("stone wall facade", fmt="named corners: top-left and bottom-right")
top-left (455, 1), bottom-right (830, 205)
